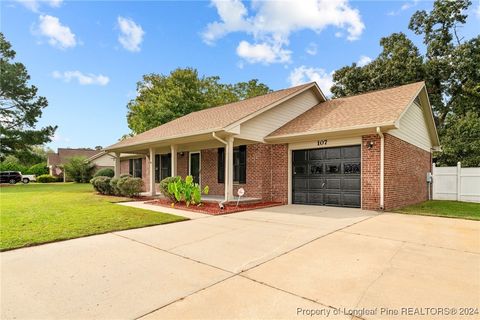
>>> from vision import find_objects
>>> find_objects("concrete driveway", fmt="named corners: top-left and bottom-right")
top-left (1, 205), bottom-right (479, 320)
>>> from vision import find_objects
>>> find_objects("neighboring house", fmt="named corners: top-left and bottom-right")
top-left (47, 148), bottom-right (102, 178)
top-left (88, 151), bottom-right (115, 171)
top-left (105, 82), bottom-right (440, 210)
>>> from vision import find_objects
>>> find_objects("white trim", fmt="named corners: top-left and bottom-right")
top-left (188, 151), bottom-right (201, 186)
top-left (376, 127), bottom-right (384, 210)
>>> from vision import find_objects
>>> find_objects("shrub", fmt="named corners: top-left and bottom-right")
top-left (94, 168), bottom-right (115, 178)
top-left (117, 177), bottom-right (144, 197)
top-left (159, 176), bottom-right (179, 202)
top-left (0, 156), bottom-right (28, 174)
top-left (110, 178), bottom-right (121, 195)
top-left (91, 176), bottom-right (113, 195)
top-left (37, 174), bottom-right (57, 183)
top-left (63, 156), bottom-right (95, 183)
top-left (120, 173), bottom-right (131, 178)
top-left (167, 175), bottom-right (209, 206)
top-left (27, 163), bottom-right (49, 176)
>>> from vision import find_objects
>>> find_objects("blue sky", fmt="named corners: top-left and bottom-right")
top-left (2, 0), bottom-right (479, 150)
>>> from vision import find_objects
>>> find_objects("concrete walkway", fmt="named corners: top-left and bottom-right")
top-left (1, 206), bottom-right (479, 319)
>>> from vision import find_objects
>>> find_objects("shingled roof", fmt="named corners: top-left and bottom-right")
top-left (267, 81), bottom-right (426, 139)
top-left (106, 82), bottom-right (317, 150)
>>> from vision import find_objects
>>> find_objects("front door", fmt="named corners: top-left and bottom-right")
top-left (189, 152), bottom-right (200, 184)
top-left (292, 145), bottom-right (361, 208)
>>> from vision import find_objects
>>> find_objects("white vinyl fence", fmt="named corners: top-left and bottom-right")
top-left (432, 162), bottom-right (480, 203)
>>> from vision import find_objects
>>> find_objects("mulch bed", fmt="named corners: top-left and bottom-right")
top-left (145, 198), bottom-right (283, 215)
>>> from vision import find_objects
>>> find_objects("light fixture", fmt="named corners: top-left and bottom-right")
top-left (366, 141), bottom-right (374, 149)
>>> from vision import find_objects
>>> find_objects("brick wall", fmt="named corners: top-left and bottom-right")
top-left (198, 143), bottom-right (288, 203)
top-left (384, 134), bottom-right (431, 210)
top-left (361, 134), bottom-right (381, 210)
top-left (361, 134), bottom-right (432, 210)
top-left (120, 157), bottom-right (148, 192)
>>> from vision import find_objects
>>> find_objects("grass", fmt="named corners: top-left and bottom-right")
top-left (0, 183), bottom-right (187, 251)
top-left (395, 200), bottom-right (480, 221)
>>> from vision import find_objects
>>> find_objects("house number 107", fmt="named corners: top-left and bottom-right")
top-left (317, 140), bottom-right (328, 146)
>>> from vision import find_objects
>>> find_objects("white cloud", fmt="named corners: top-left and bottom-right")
top-left (388, 0), bottom-right (419, 16)
top-left (288, 66), bottom-right (334, 96)
top-left (357, 55), bottom-right (372, 67)
top-left (236, 40), bottom-right (291, 64)
top-left (305, 42), bottom-right (317, 56)
top-left (203, 0), bottom-right (364, 64)
top-left (117, 16), bottom-right (145, 52)
top-left (52, 132), bottom-right (70, 143)
top-left (35, 15), bottom-right (76, 49)
top-left (52, 70), bottom-right (110, 86)
top-left (16, 0), bottom-right (63, 12)
top-left (475, 1), bottom-right (480, 19)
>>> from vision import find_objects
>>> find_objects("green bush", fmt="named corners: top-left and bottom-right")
top-left (27, 163), bottom-right (49, 176)
top-left (110, 178), bottom-right (121, 195)
top-left (91, 176), bottom-right (113, 195)
top-left (120, 173), bottom-right (131, 178)
top-left (117, 177), bottom-right (144, 197)
top-left (167, 175), bottom-right (209, 206)
top-left (159, 176), bottom-right (179, 202)
top-left (37, 174), bottom-right (57, 183)
top-left (63, 156), bottom-right (95, 183)
top-left (94, 168), bottom-right (115, 178)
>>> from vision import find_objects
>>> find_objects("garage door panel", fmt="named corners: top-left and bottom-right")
top-left (342, 178), bottom-right (361, 191)
top-left (324, 193), bottom-right (341, 206)
top-left (325, 148), bottom-right (341, 159)
top-left (309, 149), bottom-right (324, 160)
top-left (342, 146), bottom-right (361, 159)
top-left (292, 145), bottom-right (361, 208)
top-left (293, 150), bottom-right (308, 162)
top-left (293, 192), bottom-right (307, 204)
top-left (325, 178), bottom-right (341, 190)
top-left (307, 192), bottom-right (323, 204)
top-left (308, 178), bottom-right (324, 190)
top-left (343, 193), bottom-right (361, 207)
top-left (293, 178), bottom-right (307, 190)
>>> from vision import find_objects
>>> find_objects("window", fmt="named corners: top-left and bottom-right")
top-left (154, 154), bottom-right (171, 183)
top-left (217, 145), bottom-right (247, 184)
top-left (234, 145), bottom-right (246, 184)
top-left (129, 158), bottom-right (143, 178)
top-left (217, 148), bottom-right (225, 183)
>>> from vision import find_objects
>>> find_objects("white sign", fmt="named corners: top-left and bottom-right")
top-left (237, 188), bottom-right (245, 197)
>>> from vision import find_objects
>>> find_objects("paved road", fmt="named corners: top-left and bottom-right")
top-left (1, 205), bottom-right (479, 319)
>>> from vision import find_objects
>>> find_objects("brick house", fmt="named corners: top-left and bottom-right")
top-left (105, 82), bottom-right (440, 210)
top-left (47, 148), bottom-right (102, 178)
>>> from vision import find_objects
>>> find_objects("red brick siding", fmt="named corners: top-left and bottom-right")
top-left (198, 143), bottom-right (288, 203)
top-left (271, 144), bottom-right (289, 203)
top-left (177, 152), bottom-right (189, 177)
top-left (384, 134), bottom-right (431, 210)
top-left (361, 135), bottom-right (381, 210)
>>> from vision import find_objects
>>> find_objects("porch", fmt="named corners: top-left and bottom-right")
top-left (108, 131), bottom-right (266, 202)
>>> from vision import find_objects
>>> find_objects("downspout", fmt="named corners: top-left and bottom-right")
top-left (212, 132), bottom-right (228, 203)
top-left (376, 127), bottom-right (384, 210)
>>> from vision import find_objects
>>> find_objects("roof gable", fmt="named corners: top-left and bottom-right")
top-left (267, 82), bottom-right (430, 139)
top-left (107, 82), bottom-right (324, 150)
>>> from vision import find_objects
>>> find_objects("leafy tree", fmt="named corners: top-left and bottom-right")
top-left (63, 156), bottom-right (95, 183)
top-left (331, 33), bottom-right (424, 97)
top-left (436, 112), bottom-right (480, 167)
top-left (127, 68), bottom-right (270, 134)
top-left (0, 33), bottom-right (56, 160)
top-left (331, 0), bottom-right (479, 166)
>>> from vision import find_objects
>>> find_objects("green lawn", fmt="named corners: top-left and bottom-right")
top-left (0, 183), bottom-right (186, 251)
top-left (395, 200), bottom-right (480, 221)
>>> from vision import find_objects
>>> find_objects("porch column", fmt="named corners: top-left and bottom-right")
top-left (149, 147), bottom-right (156, 196)
top-left (226, 136), bottom-right (234, 201)
top-left (114, 152), bottom-right (121, 178)
top-left (170, 145), bottom-right (178, 176)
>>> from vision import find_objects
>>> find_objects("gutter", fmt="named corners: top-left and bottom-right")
top-left (212, 132), bottom-right (228, 203)
top-left (376, 127), bottom-right (384, 210)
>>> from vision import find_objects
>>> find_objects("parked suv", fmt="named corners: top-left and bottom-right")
top-left (0, 171), bottom-right (22, 184)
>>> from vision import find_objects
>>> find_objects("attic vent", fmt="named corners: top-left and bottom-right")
top-left (414, 97), bottom-right (421, 106)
